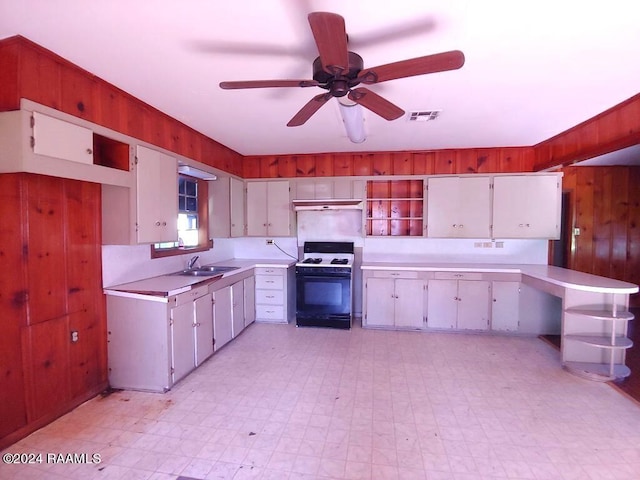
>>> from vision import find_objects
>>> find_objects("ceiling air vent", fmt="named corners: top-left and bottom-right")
top-left (408, 110), bottom-right (441, 122)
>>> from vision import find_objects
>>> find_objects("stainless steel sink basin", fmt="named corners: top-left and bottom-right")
top-left (172, 265), bottom-right (239, 277)
top-left (173, 269), bottom-right (221, 277)
top-left (198, 265), bottom-right (239, 274)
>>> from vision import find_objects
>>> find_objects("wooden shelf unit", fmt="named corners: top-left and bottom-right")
top-left (562, 302), bottom-right (634, 381)
top-left (366, 179), bottom-right (424, 236)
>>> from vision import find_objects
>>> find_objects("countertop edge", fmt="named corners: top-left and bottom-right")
top-left (104, 258), bottom-right (295, 298)
top-left (361, 262), bottom-right (639, 295)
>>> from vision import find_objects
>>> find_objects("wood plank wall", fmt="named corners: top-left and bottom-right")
top-left (534, 94), bottom-right (640, 171)
top-left (243, 147), bottom-right (535, 178)
top-left (0, 35), bottom-right (244, 176)
top-left (561, 166), bottom-right (640, 306)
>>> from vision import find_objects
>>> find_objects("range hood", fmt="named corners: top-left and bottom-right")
top-left (178, 164), bottom-right (217, 181)
top-left (292, 198), bottom-right (363, 211)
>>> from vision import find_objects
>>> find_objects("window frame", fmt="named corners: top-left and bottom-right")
top-left (150, 175), bottom-right (212, 259)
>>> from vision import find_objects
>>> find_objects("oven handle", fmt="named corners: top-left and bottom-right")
top-left (297, 272), bottom-right (351, 279)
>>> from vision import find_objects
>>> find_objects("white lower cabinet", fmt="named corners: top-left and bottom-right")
top-left (231, 281), bottom-right (245, 337)
top-left (244, 275), bottom-right (256, 326)
top-left (106, 285), bottom-right (213, 392)
top-left (212, 285), bottom-right (233, 351)
top-left (491, 281), bottom-right (521, 332)
top-left (427, 278), bottom-right (490, 331)
top-left (211, 274), bottom-right (256, 351)
top-left (364, 273), bottom-right (426, 329)
top-left (255, 265), bottom-right (295, 323)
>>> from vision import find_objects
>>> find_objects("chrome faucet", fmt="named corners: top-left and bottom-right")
top-left (188, 255), bottom-right (200, 270)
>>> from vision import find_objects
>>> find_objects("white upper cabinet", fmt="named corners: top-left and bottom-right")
top-left (492, 175), bottom-right (561, 239)
top-left (246, 180), bottom-right (290, 236)
top-left (427, 176), bottom-right (491, 238)
top-left (135, 145), bottom-right (178, 243)
top-left (230, 177), bottom-right (245, 237)
top-left (293, 178), bottom-right (354, 200)
top-left (32, 112), bottom-right (94, 165)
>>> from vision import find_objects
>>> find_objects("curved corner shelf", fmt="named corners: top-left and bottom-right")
top-left (564, 308), bottom-right (634, 321)
top-left (562, 303), bottom-right (634, 381)
top-left (563, 361), bottom-right (631, 382)
top-left (564, 334), bottom-right (633, 349)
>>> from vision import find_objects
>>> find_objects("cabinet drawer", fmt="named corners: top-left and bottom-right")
top-left (256, 304), bottom-right (285, 320)
top-left (256, 289), bottom-right (284, 305)
top-left (172, 285), bottom-right (209, 306)
top-left (434, 271), bottom-right (484, 281)
top-left (372, 270), bottom-right (419, 279)
top-left (255, 267), bottom-right (285, 276)
top-left (255, 275), bottom-right (284, 290)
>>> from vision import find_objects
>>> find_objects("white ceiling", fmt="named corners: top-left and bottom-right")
top-left (1, 0), bottom-right (639, 157)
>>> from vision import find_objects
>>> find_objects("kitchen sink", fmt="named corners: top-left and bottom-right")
top-left (173, 269), bottom-right (221, 277)
top-left (198, 265), bottom-right (239, 274)
top-left (173, 265), bottom-right (239, 277)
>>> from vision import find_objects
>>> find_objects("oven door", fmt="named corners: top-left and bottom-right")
top-left (296, 270), bottom-right (351, 318)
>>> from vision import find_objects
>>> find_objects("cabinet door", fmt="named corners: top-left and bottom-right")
top-left (427, 280), bottom-right (458, 329)
top-left (231, 281), bottom-right (245, 337)
top-left (492, 175), bottom-right (560, 238)
top-left (213, 286), bottom-right (233, 351)
top-left (194, 293), bottom-right (214, 366)
top-left (365, 278), bottom-right (396, 327)
top-left (230, 178), bottom-right (245, 237)
top-left (170, 302), bottom-right (195, 383)
top-left (246, 182), bottom-right (268, 236)
top-left (32, 112), bottom-right (93, 165)
top-left (427, 176), bottom-right (491, 238)
top-left (244, 276), bottom-right (256, 326)
top-left (136, 145), bottom-right (178, 243)
top-left (394, 279), bottom-right (426, 329)
top-left (266, 181), bottom-right (291, 235)
top-left (457, 281), bottom-right (491, 331)
top-left (209, 177), bottom-right (230, 238)
top-left (491, 281), bottom-right (520, 332)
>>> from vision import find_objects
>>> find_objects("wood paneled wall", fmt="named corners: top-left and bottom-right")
top-left (0, 173), bottom-right (108, 450)
top-left (243, 147), bottom-right (535, 178)
top-left (561, 166), bottom-right (640, 306)
top-left (534, 94), bottom-right (640, 171)
top-left (0, 35), bottom-right (244, 176)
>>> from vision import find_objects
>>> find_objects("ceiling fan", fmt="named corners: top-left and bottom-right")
top-left (219, 12), bottom-right (465, 128)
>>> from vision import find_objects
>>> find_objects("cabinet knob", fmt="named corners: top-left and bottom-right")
top-left (86, 148), bottom-right (93, 155)
top-left (162, 221), bottom-right (167, 226)
top-left (155, 221), bottom-right (161, 226)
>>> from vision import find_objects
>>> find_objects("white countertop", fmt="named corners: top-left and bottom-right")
top-left (104, 258), bottom-right (295, 298)
top-left (361, 262), bottom-right (639, 295)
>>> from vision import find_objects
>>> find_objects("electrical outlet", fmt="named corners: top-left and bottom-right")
top-left (266, 239), bottom-right (274, 245)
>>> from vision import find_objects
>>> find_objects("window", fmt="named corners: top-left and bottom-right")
top-left (151, 174), bottom-right (211, 258)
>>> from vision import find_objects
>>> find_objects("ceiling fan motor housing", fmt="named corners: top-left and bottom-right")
top-left (313, 52), bottom-right (364, 96)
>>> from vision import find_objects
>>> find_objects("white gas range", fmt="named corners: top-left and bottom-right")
top-left (295, 242), bottom-right (354, 329)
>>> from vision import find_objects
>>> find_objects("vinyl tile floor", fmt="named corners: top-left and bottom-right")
top-left (2, 321), bottom-right (640, 480)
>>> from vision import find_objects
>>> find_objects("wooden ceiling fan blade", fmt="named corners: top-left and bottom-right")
top-left (287, 93), bottom-right (332, 126)
top-left (348, 87), bottom-right (404, 121)
top-left (308, 12), bottom-right (349, 75)
top-left (357, 50), bottom-right (465, 84)
top-left (220, 80), bottom-right (319, 89)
